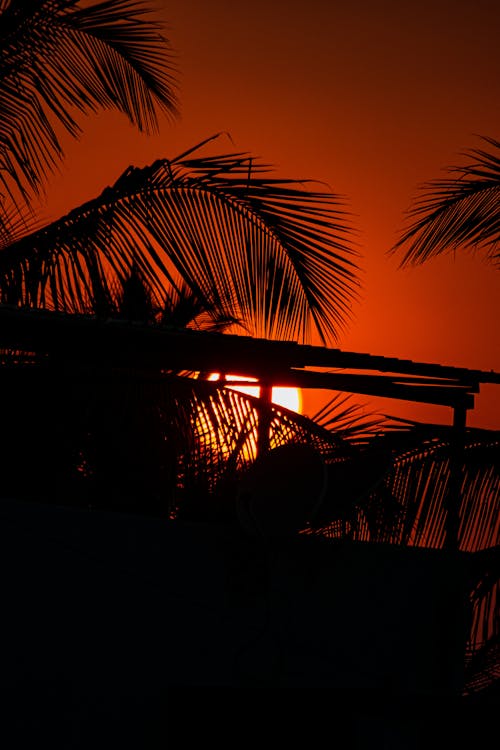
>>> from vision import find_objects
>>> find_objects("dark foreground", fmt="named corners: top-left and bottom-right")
top-left (0, 498), bottom-right (496, 747)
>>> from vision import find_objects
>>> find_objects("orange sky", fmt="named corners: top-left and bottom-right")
top-left (41, 0), bottom-right (500, 429)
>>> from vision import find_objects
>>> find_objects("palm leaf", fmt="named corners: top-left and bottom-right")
top-left (0, 137), bottom-right (360, 343)
top-left (350, 423), bottom-right (500, 551)
top-left (160, 279), bottom-right (240, 332)
top-left (393, 136), bottom-right (500, 267)
top-left (0, 0), bottom-right (178, 209)
top-left (309, 390), bottom-right (387, 446)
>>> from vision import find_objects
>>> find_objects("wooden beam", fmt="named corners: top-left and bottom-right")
top-left (0, 306), bottom-right (497, 410)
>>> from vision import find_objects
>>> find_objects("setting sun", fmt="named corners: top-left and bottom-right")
top-left (270, 385), bottom-right (301, 413)
top-left (208, 374), bottom-right (301, 413)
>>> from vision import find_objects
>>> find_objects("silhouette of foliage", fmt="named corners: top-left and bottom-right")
top-left (310, 390), bottom-right (386, 446)
top-left (0, 135), bottom-right (360, 344)
top-left (0, 0), bottom-right (178, 222)
top-left (390, 132), bottom-right (500, 696)
top-left (393, 135), bottom-right (500, 267)
top-left (307, 421), bottom-right (500, 696)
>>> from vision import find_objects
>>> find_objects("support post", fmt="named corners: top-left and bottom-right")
top-left (445, 402), bottom-right (467, 551)
top-left (256, 383), bottom-right (272, 456)
top-left (442, 401), bottom-right (469, 700)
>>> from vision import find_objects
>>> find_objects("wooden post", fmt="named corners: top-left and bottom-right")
top-left (445, 402), bottom-right (467, 551)
top-left (443, 401), bottom-right (469, 701)
top-left (257, 383), bottom-right (272, 456)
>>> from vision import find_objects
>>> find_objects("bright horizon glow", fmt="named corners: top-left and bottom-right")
top-left (208, 374), bottom-right (301, 413)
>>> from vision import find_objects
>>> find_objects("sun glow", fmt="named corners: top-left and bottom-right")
top-left (208, 374), bottom-right (301, 413)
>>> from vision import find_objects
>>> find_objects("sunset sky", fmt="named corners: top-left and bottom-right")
top-left (42, 0), bottom-right (500, 428)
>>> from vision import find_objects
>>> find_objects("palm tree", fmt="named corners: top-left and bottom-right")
top-left (0, 134), bottom-right (363, 516)
top-left (0, 1), bottom-right (365, 519)
top-left (392, 135), bottom-right (500, 268)
top-left (0, 135), bottom-right (360, 343)
top-left (0, 0), bottom-right (178, 237)
top-left (390, 134), bottom-right (500, 701)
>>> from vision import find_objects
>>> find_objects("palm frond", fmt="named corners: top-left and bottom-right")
top-left (160, 280), bottom-right (240, 332)
top-left (311, 417), bottom-right (499, 567)
top-left (0, 196), bottom-right (40, 249)
top-left (0, 137), bottom-right (360, 343)
top-left (0, 0), bottom-right (179, 207)
top-left (392, 136), bottom-right (500, 267)
top-left (354, 424), bottom-right (500, 551)
top-left (309, 390), bottom-right (387, 446)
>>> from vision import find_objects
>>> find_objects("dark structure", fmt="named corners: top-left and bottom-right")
top-left (0, 306), bottom-right (498, 745)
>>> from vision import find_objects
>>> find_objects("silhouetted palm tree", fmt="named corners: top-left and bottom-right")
top-left (0, 135), bottom-right (360, 342)
top-left (0, 133), bottom-right (364, 516)
top-left (390, 134), bottom-right (500, 698)
top-left (393, 135), bottom-right (500, 268)
top-left (0, 0), bottom-right (178, 236)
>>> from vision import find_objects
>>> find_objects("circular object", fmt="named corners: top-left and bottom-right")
top-left (236, 443), bottom-right (327, 536)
